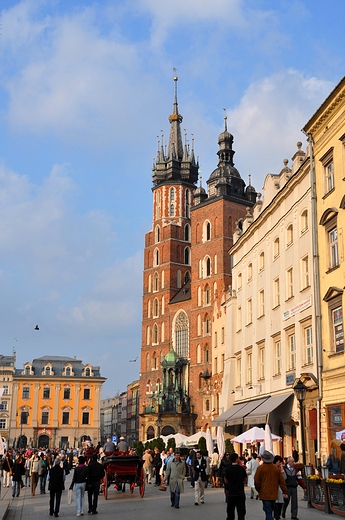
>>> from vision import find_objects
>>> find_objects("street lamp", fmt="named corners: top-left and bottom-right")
top-left (293, 379), bottom-right (307, 465)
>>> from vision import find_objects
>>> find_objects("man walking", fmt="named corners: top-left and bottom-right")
top-left (48, 458), bottom-right (64, 518)
top-left (282, 457), bottom-right (305, 520)
top-left (165, 452), bottom-right (186, 509)
top-left (254, 450), bottom-right (288, 520)
top-left (30, 451), bottom-right (42, 496)
top-left (193, 450), bottom-right (207, 505)
top-left (87, 454), bottom-right (105, 515)
top-left (224, 452), bottom-right (247, 520)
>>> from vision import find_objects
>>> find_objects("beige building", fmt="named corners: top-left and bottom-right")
top-left (0, 354), bottom-right (16, 448)
top-left (216, 143), bottom-right (319, 463)
top-left (304, 76), bottom-right (345, 461)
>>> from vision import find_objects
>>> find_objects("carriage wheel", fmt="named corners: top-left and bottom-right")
top-left (103, 474), bottom-right (108, 500)
top-left (139, 469), bottom-right (145, 498)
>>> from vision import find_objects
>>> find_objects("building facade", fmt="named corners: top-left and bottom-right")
top-left (139, 77), bottom-right (256, 441)
top-left (0, 354), bottom-right (16, 447)
top-left (217, 142), bottom-right (319, 463)
top-left (10, 356), bottom-right (106, 449)
top-left (304, 76), bottom-right (345, 461)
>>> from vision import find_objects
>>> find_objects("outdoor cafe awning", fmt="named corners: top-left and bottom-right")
top-left (243, 393), bottom-right (293, 425)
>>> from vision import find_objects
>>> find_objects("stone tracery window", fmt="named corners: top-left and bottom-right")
top-left (174, 311), bottom-right (189, 358)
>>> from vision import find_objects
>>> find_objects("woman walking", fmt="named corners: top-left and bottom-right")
top-left (3, 451), bottom-right (13, 488)
top-left (69, 456), bottom-right (89, 517)
top-left (12, 455), bottom-right (25, 498)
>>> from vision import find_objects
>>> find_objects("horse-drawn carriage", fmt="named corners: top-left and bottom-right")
top-left (102, 453), bottom-right (145, 499)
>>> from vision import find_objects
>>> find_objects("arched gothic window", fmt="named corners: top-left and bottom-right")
top-left (174, 311), bottom-right (189, 358)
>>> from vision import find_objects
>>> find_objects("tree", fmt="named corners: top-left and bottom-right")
top-left (198, 436), bottom-right (206, 452)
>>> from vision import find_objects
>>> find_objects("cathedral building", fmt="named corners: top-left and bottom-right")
top-left (139, 78), bottom-right (256, 441)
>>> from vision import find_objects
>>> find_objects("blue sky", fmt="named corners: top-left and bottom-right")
top-left (0, 0), bottom-right (344, 397)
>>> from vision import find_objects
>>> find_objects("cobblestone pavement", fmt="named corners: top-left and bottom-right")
top-left (3, 478), bottom-right (328, 520)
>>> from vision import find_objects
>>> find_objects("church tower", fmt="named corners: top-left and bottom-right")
top-left (139, 82), bottom-right (257, 441)
top-left (140, 78), bottom-right (198, 439)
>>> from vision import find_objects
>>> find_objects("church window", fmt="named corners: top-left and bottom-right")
top-left (204, 284), bottom-right (210, 305)
top-left (197, 344), bottom-right (201, 364)
top-left (199, 259), bottom-right (203, 278)
top-left (152, 352), bottom-right (157, 370)
top-left (184, 224), bottom-right (190, 241)
top-left (155, 225), bottom-right (160, 243)
top-left (161, 322), bottom-right (165, 342)
top-left (146, 326), bottom-right (150, 345)
top-left (204, 346), bottom-right (209, 363)
top-left (177, 269), bottom-right (181, 289)
top-left (148, 274), bottom-right (152, 293)
top-left (184, 247), bottom-right (190, 265)
top-left (197, 286), bottom-right (202, 307)
top-left (154, 248), bottom-right (159, 266)
top-left (186, 189), bottom-right (190, 218)
top-left (204, 315), bottom-right (210, 335)
top-left (148, 300), bottom-right (151, 318)
top-left (174, 311), bottom-right (189, 358)
top-left (205, 399), bottom-right (210, 412)
top-left (153, 324), bottom-right (158, 344)
top-left (146, 354), bottom-right (150, 371)
top-left (161, 296), bottom-right (165, 315)
top-left (146, 379), bottom-right (151, 393)
top-left (153, 298), bottom-right (159, 318)
top-left (203, 221), bottom-right (211, 242)
top-left (161, 270), bottom-right (165, 288)
top-left (156, 190), bottom-right (161, 219)
top-left (170, 204), bottom-right (174, 216)
top-left (205, 256), bottom-right (211, 277)
top-left (197, 314), bottom-right (201, 335)
top-left (170, 187), bottom-right (175, 202)
top-left (153, 272), bottom-right (158, 292)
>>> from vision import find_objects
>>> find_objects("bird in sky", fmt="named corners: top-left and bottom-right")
top-left (129, 356), bottom-right (138, 362)
top-left (34, 325), bottom-right (39, 330)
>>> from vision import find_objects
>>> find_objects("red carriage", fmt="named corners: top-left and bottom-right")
top-left (101, 453), bottom-right (145, 499)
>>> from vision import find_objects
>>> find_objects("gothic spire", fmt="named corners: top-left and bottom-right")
top-left (168, 76), bottom-right (183, 161)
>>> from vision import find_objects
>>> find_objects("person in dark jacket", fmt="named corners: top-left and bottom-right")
top-left (193, 450), bottom-right (208, 505)
top-left (152, 447), bottom-right (162, 486)
top-left (3, 451), bottom-right (13, 487)
top-left (219, 452), bottom-right (232, 502)
top-left (12, 455), bottom-right (25, 497)
top-left (48, 458), bottom-right (65, 517)
top-left (87, 454), bottom-right (105, 514)
top-left (70, 456), bottom-right (89, 516)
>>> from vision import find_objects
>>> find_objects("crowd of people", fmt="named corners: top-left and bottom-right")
top-left (0, 441), bottom-right (314, 520)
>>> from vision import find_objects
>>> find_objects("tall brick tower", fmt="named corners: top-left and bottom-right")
top-left (139, 80), bottom-right (256, 441)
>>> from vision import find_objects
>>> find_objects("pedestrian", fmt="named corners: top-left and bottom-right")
top-left (224, 452), bottom-right (247, 520)
top-left (30, 451), bottom-right (42, 496)
top-left (326, 447), bottom-right (340, 474)
top-left (193, 450), bottom-right (207, 505)
top-left (24, 454), bottom-right (31, 487)
top-left (69, 455), bottom-right (89, 517)
top-left (117, 436), bottom-right (128, 454)
top-left (142, 449), bottom-right (153, 484)
top-left (281, 456), bottom-right (306, 520)
top-left (186, 449), bottom-right (196, 488)
top-left (48, 458), bottom-right (65, 518)
top-left (40, 453), bottom-right (49, 494)
top-left (210, 448), bottom-right (220, 487)
top-left (220, 452), bottom-right (232, 501)
top-left (12, 455), bottom-right (25, 498)
top-left (102, 437), bottom-right (116, 453)
top-left (254, 450), bottom-right (288, 520)
top-left (246, 453), bottom-right (260, 499)
top-left (152, 447), bottom-right (162, 486)
top-left (3, 451), bottom-right (13, 488)
top-left (165, 451), bottom-right (186, 509)
top-left (272, 456), bottom-right (286, 520)
top-left (87, 454), bottom-right (105, 515)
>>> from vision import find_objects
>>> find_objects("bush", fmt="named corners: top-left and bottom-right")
top-left (225, 438), bottom-right (234, 454)
top-left (132, 441), bottom-right (144, 458)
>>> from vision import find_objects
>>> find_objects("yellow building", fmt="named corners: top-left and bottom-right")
top-left (0, 354), bottom-right (16, 448)
top-left (10, 356), bottom-right (106, 449)
top-left (304, 76), bottom-right (345, 461)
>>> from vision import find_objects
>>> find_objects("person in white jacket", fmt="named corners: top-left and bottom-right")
top-left (246, 453), bottom-right (260, 499)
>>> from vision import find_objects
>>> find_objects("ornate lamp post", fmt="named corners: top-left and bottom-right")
top-left (293, 379), bottom-right (307, 465)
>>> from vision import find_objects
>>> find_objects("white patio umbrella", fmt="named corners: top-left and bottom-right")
top-left (336, 429), bottom-right (345, 441)
top-left (206, 428), bottom-right (214, 457)
top-left (217, 426), bottom-right (225, 459)
top-left (231, 426), bottom-right (281, 444)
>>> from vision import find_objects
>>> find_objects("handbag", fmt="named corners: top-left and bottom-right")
top-left (159, 485), bottom-right (167, 491)
top-left (246, 468), bottom-right (252, 475)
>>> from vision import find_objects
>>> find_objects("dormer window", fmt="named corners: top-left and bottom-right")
top-left (63, 364), bottom-right (74, 377)
top-left (83, 365), bottom-right (93, 377)
top-left (85, 368), bottom-right (90, 377)
top-left (45, 367), bottom-right (50, 376)
top-left (43, 364), bottom-right (53, 376)
top-left (66, 367), bottom-right (71, 376)
top-left (25, 366), bottom-right (31, 375)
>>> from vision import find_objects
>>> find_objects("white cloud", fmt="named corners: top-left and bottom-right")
top-left (224, 70), bottom-right (333, 190)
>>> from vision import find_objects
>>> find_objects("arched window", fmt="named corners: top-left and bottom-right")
top-left (152, 352), bottom-right (157, 370)
top-left (153, 298), bottom-right (159, 317)
top-left (203, 221), bottom-right (211, 242)
top-left (197, 344), bottom-right (201, 364)
top-left (204, 284), bottom-right (210, 305)
top-left (199, 259), bottom-right (203, 278)
top-left (301, 210), bottom-right (308, 233)
top-left (214, 217), bottom-right (218, 237)
top-left (161, 322), bottom-right (165, 342)
top-left (161, 296), bottom-right (165, 315)
top-left (287, 224), bottom-right (293, 246)
top-left (248, 263), bottom-right (253, 281)
top-left (146, 326), bottom-right (150, 345)
top-left (146, 354), bottom-right (150, 371)
top-left (153, 272), bottom-right (159, 292)
top-left (205, 257), bottom-right (211, 277)
top-left (154, 248), bottom-right (159, 266)
top-left (177, 269), bottom-right (181, 289)
top-left (204, 346), bottom-right (209, 363)
top-left (185, 189), bottom-right (190, 218)
top-left (170, 187), bottom-right (175, 202)
top-left (65, 367), bottom-right (71, 376)
top-left (170, 188), bottom-right (175, 217)
top-left (85, 368), bottom-right (90, 377)
top-left (237, 273), bottom-right (242, 290)
top-left (274, 237), bottom-right (280, 258)
top-left (146, 379), bottom-right (151, 393)
top-left (155, 225), bottom-right (160, 243)
top-left (205, 399), bottom-right (210, 412)
top-left (197, 286), bottom-right (202, 307)
top-left (184, 224), bottom-right (190, 241)
top-left (161, 270), bottom-right (165, 289)
top-left (153, 324), bottom-right (158, 344)
top-left (184, 247), bottom-right (190, 265)
top-left (197, 314), bottom-right (201, 336)
top-left (259, 251), bottom-right (265, 271)
top-left (174, 311), bottom-right (189, 358)
top-left (45, 366), bottom-right (51, 376)
top-left (148, 300), bottom-right (151, 318)
top-left (213, 281), bottom-right (217, 296)
top-left (148, 274), bottom-right (152, 293)
top-left (204, 315), bottom-right (210, 335)
top-left (25, 366), bottom-right (30, 375)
